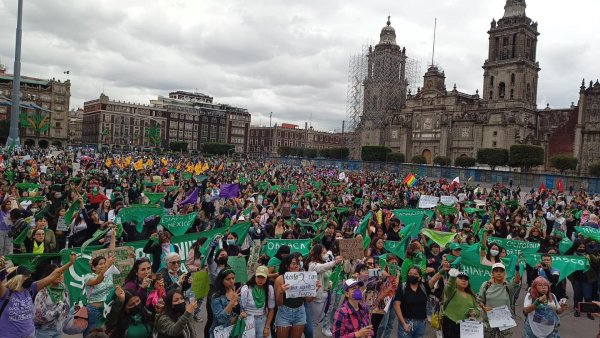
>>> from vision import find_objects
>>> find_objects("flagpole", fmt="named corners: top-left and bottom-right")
top-left (7, 0), bottom-right (24, 149)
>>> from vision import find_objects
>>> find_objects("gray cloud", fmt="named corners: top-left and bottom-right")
top-left (0, 0), bottom-right (598, 132)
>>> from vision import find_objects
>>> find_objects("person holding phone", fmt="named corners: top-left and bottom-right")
top-left (523, 276), bottom-right (567, 338)
top-left (155, 289), bottom-right (197, 338)
top-left (159, 253), bottom-right (191, 293)
top-left (210, 269), bottom-right (246, 337)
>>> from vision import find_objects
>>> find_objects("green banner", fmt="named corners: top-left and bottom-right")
top-left (421, 228), bottom-right (457, 247)
top-left (460, 255), bottom-right (519, 292)
top-left (575, 226), bottom-right (600, 242)
top-left (263, 239), bottom-right (311, 257)
top-left (523, 253), bottom-right (589, 282)
top-left (383, 223), bottom-right (418, 259)
top-left (161, 212), bottom-right (198, 236)
top-left (119, 205), bottom-right (165, 233)
top-left (296, 218), bottom-right (324, 231)
top-left (488, 237), bottom-right (540, 256)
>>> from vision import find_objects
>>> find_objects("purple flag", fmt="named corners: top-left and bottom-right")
top-left (179, 187), bottom-right (198, 206)
top-left (219, 183), bottom-right (240, 199)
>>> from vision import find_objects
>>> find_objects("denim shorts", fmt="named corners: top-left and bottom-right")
top-left (275, 305), bottom-right (307, 327)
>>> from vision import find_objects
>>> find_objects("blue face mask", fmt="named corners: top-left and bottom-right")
top-left (227, 240), bottom-right (235, 246)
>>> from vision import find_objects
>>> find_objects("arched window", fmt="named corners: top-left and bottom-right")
top-left (498, 82), bottom-right (506, 99)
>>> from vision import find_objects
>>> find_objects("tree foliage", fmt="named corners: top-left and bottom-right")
top-left (550, 154), bottom-right (578, 174)
top-left (411, 155), bottom-right (427, 164)
top-left (386, 153), bottom-right (405, 163)
top-left (454, 156), bottom-right (476, 168)
top-left (508, 144), bottom-right (545, 172)
top-left (169, 141), bottom-right (188, 152)
top-left (433, 156), bottom-right (451, 166)
top-left (477, 148), bottom-right (509, 170)
top-left (361, 146), bottom-right (392, 162)
top-left (201, 142), bottom-right (235, 155)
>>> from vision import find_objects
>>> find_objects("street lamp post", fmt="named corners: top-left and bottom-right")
top-left (6, 0), bottom-right (24, 148)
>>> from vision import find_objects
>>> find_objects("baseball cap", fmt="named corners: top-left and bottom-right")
top-left (492, 262), bottom-right (506, 270)
top-left (457, 271), bottom-right (470, 279)
top-left (255, 266), bottom-right (269, 278)
top-left (449, 243), bottom-right (462, 251)
top-left (238, 215), bottom-right (246, 221)
top-left (342, 279), bottom-right (365, 291)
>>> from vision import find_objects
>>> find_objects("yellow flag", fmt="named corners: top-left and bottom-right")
top-left (218, 163), bottom-right (224, 171)
top-left (161, 157), bottom-right (168, 166)
top-left (146, 158), bottom-right (154, 167)
top-left (105, 159), bottom-right (112, 168)
top-left (133, 159), bottom-right (144, 171)
top-left (194, 162), bottom-right (202, 175)
top-left (124, 156), bottom-right (132, 167)
top-left (202, 162), bottom-right (209, 172)
top-left (176, 163), bottom-right (182, 170)
top-left (186, 163), bottom-right (193, 173)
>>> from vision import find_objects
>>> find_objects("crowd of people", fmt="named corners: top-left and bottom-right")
top-left (0, 147), bottom-right (600, 338)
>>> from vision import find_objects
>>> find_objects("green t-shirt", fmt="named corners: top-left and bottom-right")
top-left (443, 277), bottom-right (481, 323)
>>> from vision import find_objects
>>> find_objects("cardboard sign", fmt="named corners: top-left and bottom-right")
top-left (418, 195), bottom-right (439, 209)
top-left (246, 240), bottom-right (262, 279)
top-left (338, 238), bottom-right (364, 260)
top-left (284, 271), bottom-right (318, 298)
top-left (460, 320), bottom-right (484, 338)
top-left (91, 246), bottom-right (134, 287)
top-left (440, 195), bottom-right (458, 206)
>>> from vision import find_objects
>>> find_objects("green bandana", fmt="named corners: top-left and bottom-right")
top-left (251, 286), bottom-right (266, 310)
top-left (47, 284), bottom-right (65, 304)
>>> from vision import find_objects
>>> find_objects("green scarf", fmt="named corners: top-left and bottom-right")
top-left (47, 284), bottom-right (65, 304)
top-left (251, 286), bottom-right (266, 310)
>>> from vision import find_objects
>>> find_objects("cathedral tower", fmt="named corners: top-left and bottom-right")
top-left (482, 0), bottom-right (540, 109)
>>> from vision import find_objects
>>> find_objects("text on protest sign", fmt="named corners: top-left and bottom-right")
top-left (91, 246), bottom-right (134, 287)
top-left (338, 238), bottom-right (364, 260)
top-left (418, 195), bottom-right (439, 209)
top-left (284, 271), bottom-right (318, 298)
top-left (214, 315), bottom-right (256, 338)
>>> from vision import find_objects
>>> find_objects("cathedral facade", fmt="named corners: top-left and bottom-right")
top-left (360, 0), bottom-right (597, 173)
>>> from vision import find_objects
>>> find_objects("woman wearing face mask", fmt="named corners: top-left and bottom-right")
top-left (393, 265), bottom-right (447, 338)
top-left (267, 245), bottom-right (290, 279)
top-left (306, 244), bottom-right (344, 336)
top-left (106, 286), bottom-right (153, 338)
top-left (240, 266), bottom-right (275, 338)
top-left (569, 241), bottom-right (598, 318)
top-left (480, 230), bottom-right (503, 266)
top-left (205, 247), bottom-right (229, 338)
top-left (144, 230), bottom-right (179, 273)
top-left (32, 258), bottom-right (76, 338)
top-left (332, 279), bottom-right (372, 338)
top-left (224, 232), bottom-right (241, 257)
top-left (155, 289), bottom-right (197, 338)
top-left (210, 269), bottom-right (247, 337)
top-left (0, 254), bottom-right (75, 338)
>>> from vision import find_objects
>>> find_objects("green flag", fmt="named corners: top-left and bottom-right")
top-left (161, 212), bottom-right (198, 236)
top-left (464, 207), bottom-right (486, 217)
top-left (437, 204), bottom-right (458, 216)
top-left (6, 252), bottom-right (62, 271)
top-left (16, 183), bottom-right (40, 190)
top-left (524, 253), bottom-right (589, 282)
top-left (17, 196), bottom-right (45, 203)
top-left (64, 201), bottom-right (80, 229)
top-left (356, 212), bottom-right (372, 250)
top-left (119, 204), bottom-right (165, 233)
top-left (144, 192), bottom-right (166, 204)
top-left (81, 227), bottom-right (111, 253)
top-left (263, 239), bottom-right (311, 257)
top-left (421, 228), bottom-right (457, 247)
top-left (296, 218), bottom-right (323, 231)
top-left (12, 225), bottom-right (30, 246)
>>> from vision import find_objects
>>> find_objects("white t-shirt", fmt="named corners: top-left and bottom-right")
top-left (239, 284), bottom-right (275, 316)
top-left (524, 293), bottom-right (559, 338)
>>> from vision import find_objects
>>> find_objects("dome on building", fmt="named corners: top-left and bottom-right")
top-left (379, 16), bottom-right (397, 45)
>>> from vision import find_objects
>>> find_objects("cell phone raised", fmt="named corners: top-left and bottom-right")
top-left (578, 302), bottom-right (600, 313)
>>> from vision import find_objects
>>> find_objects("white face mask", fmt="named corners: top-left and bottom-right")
top-left (322, 254), bottom-right (329, 261)
top-left (490, 249), bottom-right (499, 257)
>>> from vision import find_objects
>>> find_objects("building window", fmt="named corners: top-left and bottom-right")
top-left (493, 131), bottom-right (497, 136)
top-left (510, 89), bottom-right (514, 99)
top-left (498, 82), bottom-right (506, 98)
top-left (510, 73), bottom-right (515, 85)
top-left (490, 76), bottom-right (494, 86)
top-left (492, 141), bottom-right (497, 147)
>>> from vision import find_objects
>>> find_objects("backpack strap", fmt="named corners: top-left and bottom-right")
top-left (0, 290), bottom-right (12, 319)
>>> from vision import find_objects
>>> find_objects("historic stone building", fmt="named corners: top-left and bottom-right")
top-left (362, 0), bottom-right (588, 169)
top-left (575, 80), bottom-right (600, 173)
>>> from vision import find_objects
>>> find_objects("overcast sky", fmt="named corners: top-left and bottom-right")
top-left (0, 0), bottom-right (598, 131)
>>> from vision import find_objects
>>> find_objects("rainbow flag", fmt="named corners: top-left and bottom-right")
top-left (402, 173), bottom-right (417, 187)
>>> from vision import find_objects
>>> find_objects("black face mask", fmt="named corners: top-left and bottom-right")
top-left (216, 257), bottom-right (228, 265)
top-left (173, 303), bottom-right (186, 316)
top-left (23, 278), bottom-right (33, 289)
top-left (407, 275), bottom-right (419, 285)
top-left (128, 304), bottom-right (142, 316)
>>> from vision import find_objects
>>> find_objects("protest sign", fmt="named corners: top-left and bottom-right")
top-left (91, 246), bottom-right (134, 288)
top-left (284, 271), bottom-right (318, 298)
top-left (214, 316), bottom-right (255, 338)
top-left (418, 195), bottom-right (439, 209)
top-left (264, 239), bottom-right (311, 257)
top-left (460, 321), bottom-right (484, 338)
top-left (160, 212), bottom-right (198, 236)
top-left (363, 275), bottom-right (395, 313)
top-left (487, 305), bottom-right (517, 329)
top-left (338, 238), bottom-right (364, 260)
top-left (440, 195), bottom-right (458, 206)
top-left (228, 256), bottom-right (249, 283)
top-left (247, 240), bottom-right (262, 278)
top-left (488, 237), bottom-right (540, 256)
top-left (191, 271), bottom-right (210, 300)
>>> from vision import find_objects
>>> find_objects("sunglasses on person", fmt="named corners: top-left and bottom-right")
top-left (168, 261), bottom-right (181, 266)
